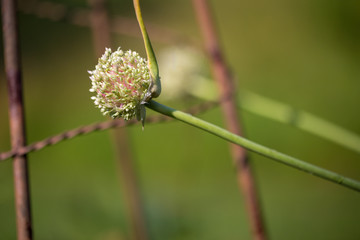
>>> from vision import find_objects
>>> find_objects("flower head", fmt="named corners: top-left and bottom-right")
top-left (89, 47), bottom-right (151, 120)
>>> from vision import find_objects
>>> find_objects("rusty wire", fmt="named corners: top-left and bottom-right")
top-left (17, 0), bottom-right (200, 47)
top-left (192, 1), bottom-right (267, 239)
top-left (2, 0), bottom-right (33, 238)
top-left (0, 1), bottom-right (222, 162)
top-left (0, 101), bottom-right (218, 162)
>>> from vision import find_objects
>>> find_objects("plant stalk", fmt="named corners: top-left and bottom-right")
top-left (147, 100), bottom-right (360, 193)
top-left (238, 91), bottom-right (360, 154)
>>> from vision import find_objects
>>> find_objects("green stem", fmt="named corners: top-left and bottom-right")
top-left (188, 80), bottom-right (360, 154)
top-left (147, 100), bottom-right (360, 193)
top-left (239, 91), bottom-right (360, 154)
top-left (133, 0), bottom-right (161, 98)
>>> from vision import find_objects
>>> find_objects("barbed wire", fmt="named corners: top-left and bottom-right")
top-left (0, 101), bottom-right (218, 162)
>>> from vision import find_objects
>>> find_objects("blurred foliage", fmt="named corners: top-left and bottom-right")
top-left (0, 0), bottom-right (360, 239)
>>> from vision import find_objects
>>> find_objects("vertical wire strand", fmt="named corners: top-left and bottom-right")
top-left (191, 1), bottom-right (267, 239)
top-left (88, 0), bottom-right (150, 239)
top-left (1, 0), bottom-right (33, 239)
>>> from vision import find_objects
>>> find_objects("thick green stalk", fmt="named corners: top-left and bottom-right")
top-left (147, 100), bottom-right (360, 192)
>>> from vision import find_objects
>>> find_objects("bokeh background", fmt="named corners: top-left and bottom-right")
top-left (1, 0), bottom-right (360, 239)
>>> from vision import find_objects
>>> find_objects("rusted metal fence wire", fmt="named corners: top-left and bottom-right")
top-left (192, 1), bottom-right (266, 239)
top-left (0, 101), bottom-right (218, 162)
top-left (2, 0), bottom-right (33, 239)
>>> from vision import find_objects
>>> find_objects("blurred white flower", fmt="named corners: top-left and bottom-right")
top-left (158, 46), bottom-right (215, 100)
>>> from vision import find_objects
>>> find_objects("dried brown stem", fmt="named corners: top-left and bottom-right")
top-left (2, 0), bottom-right (33, 239)
top-left (192, 0), bottom-right (267, 239)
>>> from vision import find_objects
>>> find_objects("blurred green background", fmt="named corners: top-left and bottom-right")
top-left (1, 0), bottom-right (360, 239)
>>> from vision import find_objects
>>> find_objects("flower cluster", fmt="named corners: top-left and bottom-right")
top-left (89, 48), bottom-right (151, 120)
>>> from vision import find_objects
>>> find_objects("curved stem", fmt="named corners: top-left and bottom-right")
top-left (147, 100), bottom-right (360, 193)
top-left (133, 0), bottom-right (161, 98)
